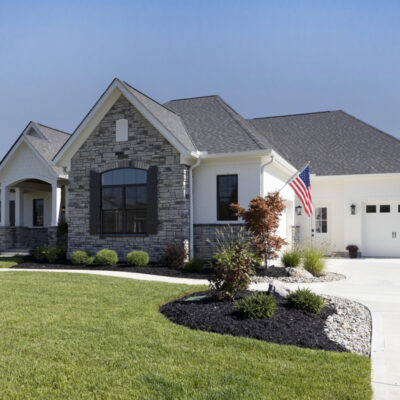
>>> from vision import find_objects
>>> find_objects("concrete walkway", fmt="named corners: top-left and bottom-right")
top-left (1, 260), bottom-right (399, 399)
top-left (251, 258), bottom-right (400, 400)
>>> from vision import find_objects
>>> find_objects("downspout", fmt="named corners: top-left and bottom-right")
top-left (260, 154), bottom-right (274, 196)
top-left (189, 158), bottom-right (201, 259)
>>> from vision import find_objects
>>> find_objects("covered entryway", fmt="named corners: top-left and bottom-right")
top-left (362, 201), bottom-right (400, 257)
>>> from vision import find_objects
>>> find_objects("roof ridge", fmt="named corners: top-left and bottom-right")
top-left (166, 94), bottom-right (219, 103)
top-left (252, 110), bottom-right (333, 120)
top-left (35, 122), bottom-right (71, 136)
top-left (337, 110), bottom-right (400, 144)
top-left (122, 81), bottom-right (181, 117)
top-left (214, 96), bottom-right (265, 149)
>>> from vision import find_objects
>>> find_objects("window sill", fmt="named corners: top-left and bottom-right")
top-left (99, 233), bottom-right (148, 238)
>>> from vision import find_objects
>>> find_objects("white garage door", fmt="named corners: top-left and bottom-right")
top-left (363, 202), bottom-right (400, 257)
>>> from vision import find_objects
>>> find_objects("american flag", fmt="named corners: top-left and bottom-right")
top-left (289, 165), bottom-right (313, 216)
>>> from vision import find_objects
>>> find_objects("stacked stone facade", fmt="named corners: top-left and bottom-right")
top-left (67, 95), bottom-right (190, 261)
top-left (193, 223), bottom-right (246, 260)
top-left (0, 226), bottom-right (53, 250)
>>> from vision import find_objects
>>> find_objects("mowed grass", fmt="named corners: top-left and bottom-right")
top-left (0, 272), bottom-right (371, 399)
top-left (0, 257), bottom-right (23, 268)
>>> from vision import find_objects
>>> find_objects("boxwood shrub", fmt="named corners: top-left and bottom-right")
top-left (126, 251), bottom-right (149, 267)
top-left (184, 258), bottom-right (204, 272)
top-left (235, 293), bottom-right (277, 319)
top-left (287, 288), bottom-right (325, 314)
top-left (70, 250), bottom-right (94, 265)
top-left (95, 249), bottom-right (118, 266)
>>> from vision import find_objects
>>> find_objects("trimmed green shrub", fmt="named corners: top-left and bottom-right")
top-left (235, 293), bottom-right (277, 319)
top-left (302, 247), bottom-right (326, 276)
top-left (95, 249), bottom-right (118, 266)
top-left (70, 250), bottom-right (94, 265)
top-left (281, 248), bottom-right (302, 268)
top-left (184, 258), bottom-right (204, 272)
top-left (127, 251), bottom-right (149, 267)
top-left (32, 245), bottom-right (50, 262)
top-left (287, 288), bottom-right (325, 314)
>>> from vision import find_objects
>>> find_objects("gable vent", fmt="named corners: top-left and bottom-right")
top-left (116, 119), bottom-right (128, 142)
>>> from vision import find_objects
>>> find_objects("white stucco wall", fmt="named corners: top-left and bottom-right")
top-left (295, 174), bottom-right (400, 255)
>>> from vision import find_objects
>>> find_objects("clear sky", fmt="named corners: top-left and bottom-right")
top-left (1, 0), bottom-right (399, 159)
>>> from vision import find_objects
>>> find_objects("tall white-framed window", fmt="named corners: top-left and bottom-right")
top-left (315, 207), bottom-right (328, 233)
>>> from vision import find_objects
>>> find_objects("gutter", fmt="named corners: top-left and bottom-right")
top-left (260, 155), bottom-right (274, 196)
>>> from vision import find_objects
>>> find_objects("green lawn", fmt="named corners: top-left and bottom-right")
top-left (0, 272), bottom-right (371, 399)
top-left (0, 257), bottom-right (23, 268)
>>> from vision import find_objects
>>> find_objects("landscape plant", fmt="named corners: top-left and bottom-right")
top-left (287, 288), bottom-right (326, 314)
top-left (302, 247), bottom-right (326, 276)
top-left (234, 292), bottom-right (277, 319)
top-left (209, 240), bottom-right (257, 300)
top-left (70, 250), bottom-right (94, 265)
top-left (281, 247), bottom-right (302, 268)
top-left (94, 249), bottom-right (118, 266)
top-left (163, 243), bottom-right (187, 268)
top-left (126, 251), bottom-right (149, 267)
top-left (184, 258), bottom-right (205, 272)
top-left (231, 192), bottom-right (287, 265)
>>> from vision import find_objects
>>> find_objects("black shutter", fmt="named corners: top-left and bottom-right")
top-left (89, 170), bottom-right (101, 234)
top-left (146, 166), bottom-right (158, 234)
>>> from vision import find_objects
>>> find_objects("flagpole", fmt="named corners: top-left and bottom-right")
top-left (278, 161), bottom-right (310, 193)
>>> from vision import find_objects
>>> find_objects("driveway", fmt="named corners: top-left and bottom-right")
top-left (252, 258), bottom-right (400, 400)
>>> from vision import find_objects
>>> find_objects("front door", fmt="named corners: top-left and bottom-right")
top-left (313, 206), bottom-right (330, 251)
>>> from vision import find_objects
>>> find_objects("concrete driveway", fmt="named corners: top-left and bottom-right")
top-left (252, 258), bottom-right (400, 400)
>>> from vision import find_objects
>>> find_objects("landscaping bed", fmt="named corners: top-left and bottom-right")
top-left (160, 289), bottom-right (347, 352)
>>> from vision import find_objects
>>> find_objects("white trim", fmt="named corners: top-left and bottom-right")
top-left (53, 78), bottom-right (193, 166)
top-left (312, 172), bottom-right (400, 180)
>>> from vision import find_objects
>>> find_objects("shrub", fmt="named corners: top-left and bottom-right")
top-left (302, 247), bottom-right (326, 276)
top-left (235, 293), bottom-right (277, 319)
top-left (32, 245), bottom-right (50, 262)
top-left (287, 288), bottom-right (325, 314)
top-left (163, 243), bottom-right (187, 268)
top-left (70, 250), bottom-right (94, 265)
top-left (184, 258), bottom-right (204, 272)
top-left (209, 241), bottom-right (257, 300)
top-left (281, 248), bottom-right (302, 268)
top-left (95, 249), bottom-right (118, 266)
top-left (127, 251), bottom-right (149, 267)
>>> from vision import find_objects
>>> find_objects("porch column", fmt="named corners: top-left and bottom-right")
top-left (51, 182), bottom-right (62, 226)
top-left (14, 187), bottom-right (24, 227)
top-left (64, 185), bottom-right (69, 222)
top-left (0, 185), bottom-right (9, 226)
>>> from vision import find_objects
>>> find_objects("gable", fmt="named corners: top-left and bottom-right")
top-left (54, 79), bottom-right (197, 168)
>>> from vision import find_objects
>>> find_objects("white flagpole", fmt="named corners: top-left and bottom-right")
top-left (278, 161), bottom-right (310, 193)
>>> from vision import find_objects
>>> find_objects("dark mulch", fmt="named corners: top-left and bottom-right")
top-left (160, 290), bottom-right (347, 352)
top-left (12, 257), bottom-right (285, 280)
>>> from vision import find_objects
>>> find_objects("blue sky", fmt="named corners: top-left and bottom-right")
top-left (1, 0), bottom-right (399, 158)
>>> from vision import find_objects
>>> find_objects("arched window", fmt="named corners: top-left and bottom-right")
top-left (101, 168), bottom-right (147, 234)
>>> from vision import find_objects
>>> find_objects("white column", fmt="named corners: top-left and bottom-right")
top-left (0, 185), bottom-right (9, 226)
top-left (64, 185), bottom-right (69, 222)
top-left (14, 187), bottom-right (24, 227)
top-left (51, 182), bottom-right (62, 226)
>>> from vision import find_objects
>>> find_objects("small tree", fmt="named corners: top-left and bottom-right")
top-left (231, 192), bottom-right (287, 265)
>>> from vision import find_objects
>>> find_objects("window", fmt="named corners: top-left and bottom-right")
top-left (315, 207), bottom-right (327, 233)
top-left (33, 199), bottom-right (44, 226)
top-left (101, 168), bottom-right (147, 234)
top-left (217, 175), bottom-right (238, 221)
top-left (380, 204), bottom-right (390, 213)
top-left (366, 205), bottom-right (377, 213)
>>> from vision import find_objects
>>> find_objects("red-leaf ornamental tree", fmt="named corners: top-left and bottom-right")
top-left (231, 192), bottom-right (287, 265)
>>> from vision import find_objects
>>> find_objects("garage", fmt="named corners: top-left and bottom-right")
top-left (362, 202), bottom-right (400, 257)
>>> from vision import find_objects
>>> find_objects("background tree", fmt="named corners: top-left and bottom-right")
top-left (231, 192), bottom-right (287, 265)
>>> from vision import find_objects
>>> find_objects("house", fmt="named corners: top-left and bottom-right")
top-left (1, 78), bottom-right (400, 259)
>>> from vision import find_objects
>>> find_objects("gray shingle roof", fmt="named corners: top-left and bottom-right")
top-left (121, 81), bottom-right (197, 153)
top-left (250, 111), bottom-right (400, 175)
top-left (164, 95), bottom-right (272, 153)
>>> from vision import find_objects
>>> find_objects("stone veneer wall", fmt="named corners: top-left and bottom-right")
top-left (0, 226), bottom-right (51, 250)
top-left (193, 223), bottom-right (246, 261)
top-left (67, 95), bottom-right (190, 261)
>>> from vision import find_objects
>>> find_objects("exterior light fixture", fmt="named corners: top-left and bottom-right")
top-left (350, 204), bottom-right (356, 215)
top-left (295, 205), bottom-right (302, 216)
